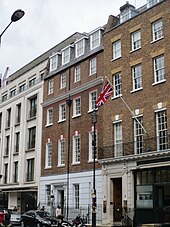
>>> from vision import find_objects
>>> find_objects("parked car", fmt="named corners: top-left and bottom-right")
top-left (10, 210), bottom-right (21, 225)
top-left (21, 210), bottom-right (58, 227)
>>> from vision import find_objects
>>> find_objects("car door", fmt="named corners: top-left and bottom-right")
top-left (28, 212), bottom-right (37, 227)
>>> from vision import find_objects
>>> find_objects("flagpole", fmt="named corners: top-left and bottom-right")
top-left (105, 76), bottom-right (148, 134)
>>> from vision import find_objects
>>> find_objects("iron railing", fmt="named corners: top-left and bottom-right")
top-left (98, 135), bottom-right (170, 160)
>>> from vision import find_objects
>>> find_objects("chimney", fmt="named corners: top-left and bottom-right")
top-left (105, 15), bottom-right (119, 31)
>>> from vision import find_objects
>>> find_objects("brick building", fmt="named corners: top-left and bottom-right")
top-left (99, 0), bottom-right (170, 226)
top-left (40, 30), bottom-right (104, 223)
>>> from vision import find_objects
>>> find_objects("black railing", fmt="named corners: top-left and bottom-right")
top-left (98, 135), bottom-right (170, 159)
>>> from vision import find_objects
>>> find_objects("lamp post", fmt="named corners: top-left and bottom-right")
top-left (66, 95), bottom-right (72, 221)
top-left (0, 9), bottom-right (25, 44)
top-left (91, 109), bottom-right (98, 227)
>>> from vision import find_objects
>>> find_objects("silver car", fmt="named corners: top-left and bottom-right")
top-left (10, 211), bottom-right (21, 225)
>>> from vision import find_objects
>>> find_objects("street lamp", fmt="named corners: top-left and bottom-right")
top-left (66, 95), bottom-right (72, 221)
top-left (0, 9), bottom-right (25, 44)
top-left (91, 109), bottom-right (98, 227)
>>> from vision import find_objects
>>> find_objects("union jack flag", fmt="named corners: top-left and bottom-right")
top-left (96, 79), bottom-right (113, 107)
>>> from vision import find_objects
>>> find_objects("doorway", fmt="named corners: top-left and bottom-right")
top-left (113, 178), bottom-right (122, 222)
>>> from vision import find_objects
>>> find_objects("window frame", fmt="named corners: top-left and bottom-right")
top-left (89, 57), bottom-right (97, 76)
top-left (134, 116), bottom-right (144, 154)
top-left (112, 73), bottom-right (122, 98)
top-left (45, 141), bottom-right (52, 168)
top-left (156, 109), bottom-right (168, 151)
top-left (89, 90), bottom-right (97, 112)
top-left (132, 64), bottom-right (142, 91)
top-left (61, 47), bottom-right (70, 65)
top-left (90, 29), bottom-right (101, 50)
top-left (50, 53), bottom-right (58, 72)
top-left (75, 39), bottom-right (85, 58)
top-left (131, 30), bottom-right (141, 51)
top-left (60, 74), bottom-right (66, 89)
top-left (48, 79), bottom-right (54, 95)
top-left (59, 103), bottom-right (66, 122)
top-left (58, 138), bottom-right (65, 166)
top-left (114, 121), bottom-right (123, 157)
top-left (46, 108), bottom-right (53, 126)
top-left (73, 97), bottom-right (81, 118)
top-left (113, 40), bottom-right (121, 60)
top-left (152, 19), bottom-right (163, 42)
top-left (153, 55), bottom-right (165, 84)
top-left (74, 184), bottom-right (80, 209)
top-left (74, 66), bottom-right (81, 83)
top-left (72, 135), bottom-right (81, 164)
top-left (26, 158), bottom-right (34, 182)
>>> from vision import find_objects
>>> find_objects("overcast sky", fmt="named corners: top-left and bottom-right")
top-left (0, 0), bottom-right (145, 76)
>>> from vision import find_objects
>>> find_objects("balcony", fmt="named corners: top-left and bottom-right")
top-left (98, 135), bottom-right (170, 160)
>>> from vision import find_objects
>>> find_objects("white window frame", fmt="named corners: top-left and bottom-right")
top-left (147, 0), bottom-right (160, 8)
top-left (59, 103), bottom-right (66, 122)
top-left (58, 138), bottom-right (65, 166)
top-left (46, 108), bottom-right (53, 126)
top-left (113, 40), bottom-right (121, 60)
top-left (152, 19), bottom-right (163, 42)
top-left (60, 74), bottom-right (66, 89)
top-left (134, 116), bottom-right (144, 154)
top-left (73, 97), bottom-right (81, 117)
top-left (153, 55), bottom-right (165, 84)
top-left (114, 121), bottom-right (122, 157)
top-left (112, 73), bottom-right (122, 97)
top-left (50, 53), bottom-right (58, 72)
top-left (72, 135), bottom-right (81, 164)
top-left (48, 79), bottom-right (54, 94)
top-left (74, 184), bottom-right (80, 209)
top-left (90, 29), bottom-right (101, 50)
top-left (61, 47), bottom-right (70, 65)
top-left (131, 30), bottom-right (141, 51)
top-left (89, 129), bottom-right (98, 162)
top-left (45, 141), bottom-right (52, 168)
top-left (132, 64), bottom-right (142, 91)
top-left (89, 57), bottom-right (96, 75)
top-left (75, 39), bottom-right (85, 58)
top-left (74, 66), bottom-right (81, 82)
top-left (89, 90), bottom-right (97, 112)
top-left (156, 109), bottom-right (168, 151)
top-left (120, 9), bottom-right (131, 23)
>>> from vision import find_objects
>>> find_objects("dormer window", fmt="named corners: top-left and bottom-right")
top-left (90, 28), bottom-right (103, 50)
top-left (119, 1), bottom-right (137, 23)
top-left (147, 0), bottom-right (160, 8)
top-left (49, 53), bottom-right (58, 72)
top-left (61, 46), bottom-right (73, 65)
top-left (75, 38), bottom-right (86, 58)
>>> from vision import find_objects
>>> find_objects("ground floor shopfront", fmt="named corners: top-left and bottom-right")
top-left (101, 153), bottom-right (170, 226)
top-left (0, 187), bottom-right (37, 213)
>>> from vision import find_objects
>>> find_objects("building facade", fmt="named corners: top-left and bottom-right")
top-left (100, 0), bottom-right (170, 226)
top-left (40, 30), bottom-right (105, 223)
top-left (0, 60), bottom-right (46, 212)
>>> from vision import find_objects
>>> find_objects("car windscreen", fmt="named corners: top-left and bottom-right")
top-left (37, 211), bottom-right (51, 218)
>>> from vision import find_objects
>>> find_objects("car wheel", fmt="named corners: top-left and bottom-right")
top-left (21, 221), bottom-right (25, 227)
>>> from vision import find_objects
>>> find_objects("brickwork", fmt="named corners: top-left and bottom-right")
top-left (102, 0), bottom-right (170, 154)
top-left (42, 49), bottom-right (104, 176)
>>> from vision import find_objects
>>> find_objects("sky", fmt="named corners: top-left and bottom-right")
top-left (0, 0), bottom-right (145, 77)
